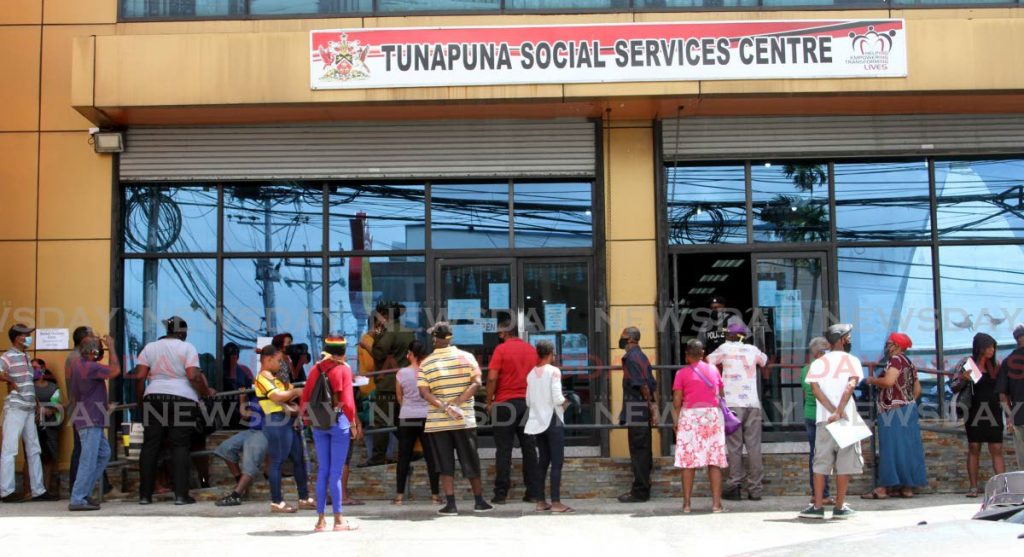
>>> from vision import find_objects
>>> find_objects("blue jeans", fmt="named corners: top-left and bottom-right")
top-left (71, 427), bottom-right (111, 505)
top-left (804, 418), bottom-right (830, 498)
top-left (313, 416), bottom-right (350, 515)
top-left (265, 414), bottom-right (309, 505)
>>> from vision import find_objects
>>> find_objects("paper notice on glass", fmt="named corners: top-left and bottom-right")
top-left (452, 324), bottom-right (484, 346)
top-left (447, 299), bottom-right (481, 321)
top-left (474, 318), bottom-right (498, 333)
top-left (544, 303), bottom-right (567, 332)
top-left (825, 419), bottom-right (873, 449)
top-left (488, 283), bottom-right (510, 310)
top-left (775, 289), bottom-right (803, 333)
top-left (35, 328), bottom-right (69, 351)
top-left (757, 281), bottom-right (778, 307)
top-left (256, 336), bottom-right (274, 350)
top-left (965, 357), bottom-right (984, 383)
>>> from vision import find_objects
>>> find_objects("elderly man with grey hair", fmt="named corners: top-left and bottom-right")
top-left (800, 336), bottom-right (833, 504)
top-left (617, 326), bottom-right (658, 503)
top-left (997, 323), bottom-right (1024, 471)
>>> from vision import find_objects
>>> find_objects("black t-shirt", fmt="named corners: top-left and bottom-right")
top-left (996, 347), bottom-right (1024, 426)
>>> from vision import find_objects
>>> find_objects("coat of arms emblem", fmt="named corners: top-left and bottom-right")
top-left (317, 33), bottom-right (370, 81)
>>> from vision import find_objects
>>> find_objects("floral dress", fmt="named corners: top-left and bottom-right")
top-left (673, 362), bottom-right (728, 469)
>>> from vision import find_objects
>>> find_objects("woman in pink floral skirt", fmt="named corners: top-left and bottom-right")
top-left (672, 339), bottom-right (727, 514)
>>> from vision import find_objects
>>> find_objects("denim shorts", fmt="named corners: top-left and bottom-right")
top-left (214, 429), bottom-right (269, 478)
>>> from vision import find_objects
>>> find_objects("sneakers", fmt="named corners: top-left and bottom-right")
top-left (831, 504), bottom-right (857, 520)
top-left (722, 487), bottom-right (743, 501)
top-left (490, 497), bottom-right (507, 505)
top-left (799, 505), bottom-right (826, 520)
top-left (616, 492), bottom-right (649, 503)
top-left (68, 501), bottom-right (100, 511)
top-left (474, 500), bottom-right (494, 513)
top-left (215, 492), bottom-right (243, 507)
top-left (437, 503), bottom-right (459, 516)
top-left (30, 491), bottom-right (59, 502)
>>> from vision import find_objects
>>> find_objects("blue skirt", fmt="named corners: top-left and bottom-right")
top-left (876, 403), bottom-right (928, 488)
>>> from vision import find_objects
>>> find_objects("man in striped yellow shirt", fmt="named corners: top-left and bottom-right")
top-left (417, 322), bottom-right (492, 515)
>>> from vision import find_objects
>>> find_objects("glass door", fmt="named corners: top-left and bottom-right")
top-left (436, 259), bottom-right (515, 371)
top-left (519, 259), bottom-right (594, 444)
top-left (751, 253), bottom-right (829, 431)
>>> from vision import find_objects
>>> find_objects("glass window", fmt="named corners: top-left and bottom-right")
top-left (329, 184), bottom-right (425, 252)
top-left (939, 245), bottom-right (1024, 363)
top-left (430, 183), bottom-right (510, 249)
top-left (835, 161), bottom-right (931, 242)
top-left (935, 159), bottom-right (1024, 240)
top-left (377, 0), bottom-right (499, 11)
top-left (224, 184), bottom-right (323, 253)
top-left (638, 0), bottom-right (757, 5)
top-left (666, 165), bottom-right (746, 244)
top-left (751, 161), bottom-right (830, 243)
top-left (838, 246), bottom-right (937, 373)
top-left (328, 256), bottom-right (426, 375)
top-left (250, 0), bottom-right (371, 15)
top-left (222, 257), bottom-right (325, 377)
top-left (507, 0), bottom-right (621, 8)
top-left (124, 186), bottom-right (218, 253)
top-left (121, 0), bottom-right (245, 18)
top-left (513, 182), bottom-right (592, 248)
top-left (122, 258), bottom-right (219, 399)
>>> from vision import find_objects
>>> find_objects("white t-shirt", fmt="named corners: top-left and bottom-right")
top-left (706, 341), bottom-right (768, 408)
top-left (805, 350), bottom-right (864, 424)
top-left (138, 338), bottom-right (201, 402)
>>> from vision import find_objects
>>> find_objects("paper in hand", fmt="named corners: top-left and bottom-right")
top-left (965, 357), bottom-right (984, 384)
top-left (826, 418), bottom-right (873, 449)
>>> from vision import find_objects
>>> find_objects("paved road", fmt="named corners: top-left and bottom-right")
top-left (0, 494), bottom-right (996, 555)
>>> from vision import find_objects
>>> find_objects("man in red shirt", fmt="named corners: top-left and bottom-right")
top-left (485, 318), bottom-right (540, 504)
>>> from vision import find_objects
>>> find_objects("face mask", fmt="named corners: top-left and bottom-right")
top-left (32, 369), bottom-right (43, 381)
top-left (23, 337), bottom-right (32, 348)
top-left (618, 338), bottom-right (629, 350)
top-left (843, 341), bottom-right (852, 353)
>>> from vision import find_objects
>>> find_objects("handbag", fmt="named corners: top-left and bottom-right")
top-left (948, 358), bottom-right (974, 421)
top-left (691, 365), bottom-right (742, 436)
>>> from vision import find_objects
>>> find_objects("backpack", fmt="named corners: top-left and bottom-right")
top-left (307, 361), bottom-right (340, 430)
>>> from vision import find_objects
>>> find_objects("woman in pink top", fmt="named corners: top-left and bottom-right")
top-left (672, 339), bottom-right (727, 514)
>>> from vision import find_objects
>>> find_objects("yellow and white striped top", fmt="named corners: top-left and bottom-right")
top-left (417, 346), bottom-right (480, 432)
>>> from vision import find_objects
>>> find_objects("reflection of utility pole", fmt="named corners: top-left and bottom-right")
top-left (259, 196), bottom-right (277, 333)
top-left (142, 194), bottom-right (161, 345)
top-left (282, 253), bottom-right (322, 353)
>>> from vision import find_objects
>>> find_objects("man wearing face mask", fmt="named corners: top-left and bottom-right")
top-left (0, 324), bottom-right (58, 502)
top-left (697, 296), bottom-right (745, 356)
top-left (485, 317), bottom-right (540, 505)
top-left (617, 327), bottom-right (658, 503)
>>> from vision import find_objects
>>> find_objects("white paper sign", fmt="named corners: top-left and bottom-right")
top-left (35, 328), bottom-right (69, 351)
top-left (474, 318), bottom-right (498, 333)
top-left (544, 303), bottom-right (567, 332)
top-left (452, 324), bottom-right (484, 346)
top-left (825, 419), bottom-right (873, 449)
top-left (488, 283), bottom-right (510, 310)
top-left (447, 299), bottom-right (481, 321)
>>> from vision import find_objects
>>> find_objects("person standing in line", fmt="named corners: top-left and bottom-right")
top-left (32, 358), bottom-right (62, 495)
top-left (221, 342), bottom-right (253, 392)
top-left (255, 344), bottom-right (314, 513)
top-left (862, 332), bottom-right (927, 500)
top-left (617, 326), bottom-right (658, 504)
top-left (68, 336), bottom-right (121, 511)
top-left (706, 323), bottom-right (768, 501)
top-left (0, 324), bottom-right (58, 502)
top-left (485, 317), bottom-right (540, 505)
top-left (952, 332), bottom-right (1006, 497)
top-left (800, 337), bottom-right (833, 505)
top-left (369, 302), bottom-right (412, 466)
top-left (417, 322), bottom-right (493, 515)
top-left (800, 324), bottom-right (864, 520)
top-left (672, 340), bottom-right (727, 514)
top-left (301, 337), bottom-right (361, 532)
top-left (135, 317), bottom-right (213, 506)
top-left (393, 339), bottom-right (441, 505)
top-left (997, 324), bottom-right (1024, 471)
top-left (66, 326), bottom-right (116, 498)
top-left (525, 340), bottom-right (572, 513)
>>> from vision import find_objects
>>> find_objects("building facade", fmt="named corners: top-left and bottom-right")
top-left (2, 1), bottom-right (1024, 467)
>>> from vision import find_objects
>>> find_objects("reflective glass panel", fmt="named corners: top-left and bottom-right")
top-left (377, 0), bottom-right (499, 11)
top-left (935, 159), bottom-right (1024, 240)
top-left (121, 0), bottom-right (244, 18)
top-left (513, 182), bottom-right (592, 248)
top-left (638, 0), bottom-right (757, 5)
top-left (222, 258), bottom-right (324, 380)
top-left (751, 161), bottom-right (830, 243)
top-left (835, 161), bottom-right (931, 242)
top-left (328, 184), bottom-right (425, 251)
top-left (223, 184), bottom-right (323, 253)
top-left (328, 256), bottom-right (427, 376)
top-left (507, 0), bottom-right (620, 7)
top-left (124, 186), bottom-right (218, 253)
top-left (250, 0), bottom-right (371, 14)
top-left (666, 165), bottom-right (746, 244)
top-left (431, 183), bottom-right (510, 249)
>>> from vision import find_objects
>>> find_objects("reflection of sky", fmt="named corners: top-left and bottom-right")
top-left (251, 0), bottom-right (371, 15)
top-left (939, 245), bottom-right (1024, 355)
top-left (835, 161), bottom-right (931, 241)
top-left (751, 163), bottom-right (829, 242)
top-left (329, 185), bottom-right (425, 251)
top-left (124, 187), bottom-right (218, 253)
top-left (123, 259), bottom-right (218, 359)
top-left (513, 183), bottom-right (592, 248)
top-left (432, 184), bottom-right (511, 249)
top-left (936, 160), bottom-right (1024, 239)
top-left (224, 186), bottom-right (322, 252)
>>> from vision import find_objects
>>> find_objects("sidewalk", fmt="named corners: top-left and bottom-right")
top-left (0, 494), bottom-right (985, 555)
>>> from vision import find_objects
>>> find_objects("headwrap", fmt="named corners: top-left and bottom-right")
top-left (323, 336), bottom-right (348, 356)
top-left (887, 332), bottom-right (913, 351)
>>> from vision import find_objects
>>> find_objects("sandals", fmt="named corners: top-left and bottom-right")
top-left (861, 490), bottom-right (889, 500)
top-left (314, 522), bottom-right (327, 533)
top-left (899, 488), bottom-right (914, 499)
top-left (682, 506), bottom-right (691, 514)
top-left (550, 505), bottom-right (575, 514)
top-left (392, 496), bottom-right (404, 506)
top-left (333, 521), bottom-right (359, 532)
top-left (966, 488), bottom-right (979, 498)
top-left (431, 495), bottom-right (443, 505)
top-left (535, 503), bottom-right (552, 512)
top-left (270, 501), bottom-right (297, 513)
top-left (298, 498), bottom-right (317, 510)
top-left (712, 507), bottom-right (728, 514)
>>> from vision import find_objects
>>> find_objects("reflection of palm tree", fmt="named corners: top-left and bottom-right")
top-left (784, 164), bottom-right (827, 193)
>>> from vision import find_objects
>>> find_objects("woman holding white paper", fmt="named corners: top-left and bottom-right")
top-left (862, 332), bottom-right (927, 500)
top-left (951, 333), bottom-right (1005, 497)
